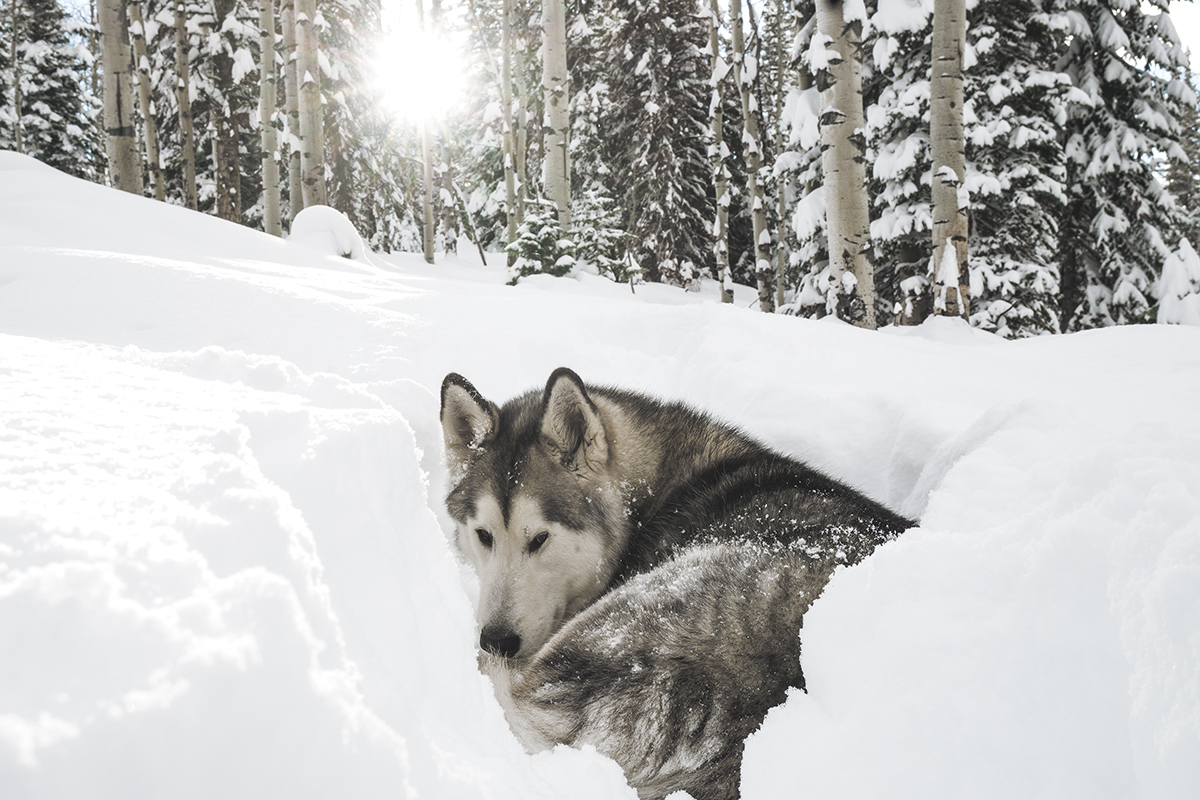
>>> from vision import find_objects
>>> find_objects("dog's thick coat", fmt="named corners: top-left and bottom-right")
top-left (440, 369), bottom-right (912, 799)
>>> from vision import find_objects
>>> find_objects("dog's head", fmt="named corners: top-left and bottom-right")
top-left (440, 368), bottom-right (627, 660)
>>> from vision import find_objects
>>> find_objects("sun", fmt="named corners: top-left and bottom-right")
top-left (373, 2), bottom-right (468, 122)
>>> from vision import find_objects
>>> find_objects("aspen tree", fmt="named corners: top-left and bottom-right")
top-left (212, 0), bottom-right (241, 221)
top-left (172, 0), bottom-right (198, 209)
top-left (930, 0), bottom-right (969, 319)
top-left (708, 0), bottom-right (733, 303)
top-left (772, 0), bottom-right (788, 309)
top-left (415, 0), bottom-right (435, 262)
top-left (295, 0), bottom-right (326, 206)
top-left (259, 0), bottom-right (282, 236)
top-left (280, 0), bottom-right (302, 221)
top-left (500, 0), bottom-right (518, 253)
top-left (815, 0), bottom-right (874, 328)
top-left (541, 0), bottom-right (570, 226)
top-left (731, 0), bottom-right (773, 311)
top-left (98, 0), bottom-right (142, 193)
top-left (127, 0), bottom-right (163, 201)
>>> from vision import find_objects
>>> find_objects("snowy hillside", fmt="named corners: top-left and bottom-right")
top-left (1, 152), bottom-right (1197, 799)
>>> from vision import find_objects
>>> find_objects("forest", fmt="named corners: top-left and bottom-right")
top-left (3, 0), bottom-right (1200, 336)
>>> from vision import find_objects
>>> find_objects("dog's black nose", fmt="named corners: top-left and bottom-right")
top-left (480, 627), bottom-right (521, 658)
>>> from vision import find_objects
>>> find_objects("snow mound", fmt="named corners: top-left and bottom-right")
top-left (289, 204), bottom-right (373, 264)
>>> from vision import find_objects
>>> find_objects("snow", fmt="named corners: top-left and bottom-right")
top-left (288, 204), bottom-right (374, 263)
top-left (2, 152), bottom-right (1199, 799)
top-left (1157, 238), bottom-right (1200, 325)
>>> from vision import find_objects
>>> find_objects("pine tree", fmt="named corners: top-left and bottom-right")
top-left (867, 0), bottom-right (1072, 336)
top-left (0, 0), bottom-right (104, 179)
top-left (1056, 0), bottom-right (1190, 329)
top-left (1166, 68), bottom-right (1200, 246)
top-left (966, 0), bottom-right (1070, 337)
top-left (1156, 236), bottom-right (1200, 324)
top-left (599, 0), bottom-right (712, 287)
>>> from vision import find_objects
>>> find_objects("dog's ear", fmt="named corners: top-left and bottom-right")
top-left (441, 373), bottom-right (499, 474)
top-left (540, 368), bottom-right (608, 471)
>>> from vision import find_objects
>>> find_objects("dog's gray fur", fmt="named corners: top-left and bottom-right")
top-left (440, 368), bottom-right (912, 799)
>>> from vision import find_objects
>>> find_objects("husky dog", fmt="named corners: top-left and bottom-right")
top-left (440, 368), bottom-right (912, 800)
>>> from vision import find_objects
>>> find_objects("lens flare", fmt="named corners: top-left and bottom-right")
top-left (373, 4), bottom-right (467, 122)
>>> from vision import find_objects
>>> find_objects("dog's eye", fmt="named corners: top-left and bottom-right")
top-left (475, 528), bottom-right (493, 548)
top-left (528, 532), bottom-right (549, 553)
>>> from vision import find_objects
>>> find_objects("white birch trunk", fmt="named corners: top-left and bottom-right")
top-left (500, 0), bottom-right (518, 252)
top-left (541, 0), bottom-right (570, 227)
top-left (99, 0), bottom-right (143, 194)
top-left (295, 0), bottom-right (326, 207)
top-left (259, 0), bottom-right (282, 236)
top-left (815, 0), bottom-right (875, 328)
top-left (930, 0), bottom-right (969, 320)
top-left (280, 0), bottom-right (302, 221)
top-left (731, 0), bottom-right (773, 312)
top-left (421, 119), bottom-right (435, 262)
top-left (773, 0), bottom-right (788, 309)
top-left (708, 0), bottom-right (733, 303)
top-left (515, 55), bottom-right (528, 223)
top-left (414, 0), bottom-right (435, 262)
top-left (173, 0), bottom-right (198, 209)
top-left (11, 0), bottom-right (22, 154)
top-left (128, 0), bottom-right (164, 201)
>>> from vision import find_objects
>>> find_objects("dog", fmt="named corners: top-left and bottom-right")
top-left (440, 368), bottom-right (913, 799)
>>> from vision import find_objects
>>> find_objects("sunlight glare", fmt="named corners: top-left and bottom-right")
top-left (374, 2), bottom-right (467, 122)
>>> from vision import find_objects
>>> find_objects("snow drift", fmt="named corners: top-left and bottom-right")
top-left (1, 152), bottom-right (1197, 799)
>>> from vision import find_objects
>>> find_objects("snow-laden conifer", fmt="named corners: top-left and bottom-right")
top-left (0, 0), bottom-right (103, 180)
top-left (599, 0), bottom-right (714, 286)
top-left (1056, 0), bottom-right (1190, 330)
top-left (868, 0), bottom-right (1072, 336)
top-left (1157, 236), bottom-right (1200, 324)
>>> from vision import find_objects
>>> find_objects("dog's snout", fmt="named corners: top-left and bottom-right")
top-left (480, 627), bottom-right (522, 658)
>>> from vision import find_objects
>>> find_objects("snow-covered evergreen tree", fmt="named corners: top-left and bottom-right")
top-left (597, 0), bottom-right (712, 286)
top-left (1156, 236), bottom-right (1200, 324)
top-left (867, 0), bottom-right (1074, 336)
top-left (0, 0), bottom-right (103, 179)
top-left (965, 0), bottom-right (1073, 337)
top-left (1056, 0), bottom-right (1191, 329)
top-left (1166, 68), bottom-right (1200, 246)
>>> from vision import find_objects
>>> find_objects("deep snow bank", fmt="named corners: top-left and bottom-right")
top-left (1, 152), bottom-right (1198, 799)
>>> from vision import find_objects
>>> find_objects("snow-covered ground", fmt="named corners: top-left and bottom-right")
top-left (1, 151), bottom-right (1197, 799)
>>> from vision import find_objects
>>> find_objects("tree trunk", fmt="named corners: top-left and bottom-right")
top-left (708, 0), bottom-right (733, 303)
top-left (439, 130), bottom-right (459, 255)
top-left (515, 52), bottom-right (528, 222)
top-left (173, 0), bottom-right (198, 209)
top-left (128, 0), bottom-right (164, 201)
top-left (815, 0), bottom-right (875, 328)
top-left (731, 0), bottom-right (773, 311)
top-left (500, 0), bottom-right (518, 255)
top-left (280, 0), bottom-right (302, 222)
top-left (421, 119), bottom-right (436, 262)
top-left (212, 0), bottom-right (241, 222)
top-left (930, 0), bottom-right (969, 320)
top-left (98, 0), bottom-right (143, 194)
top-left (259, 0), bottom-right (282, 235)
top-left (414, 0), bottom-right (435, 262)
top-left (773, 0), bottom-right (788, 309)
top-left (10, 0), bottom-right (22, 154)
top-left (295, 0), bottom-right (326, 206)
top-left (541, 0), bottom-right (570, 227)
